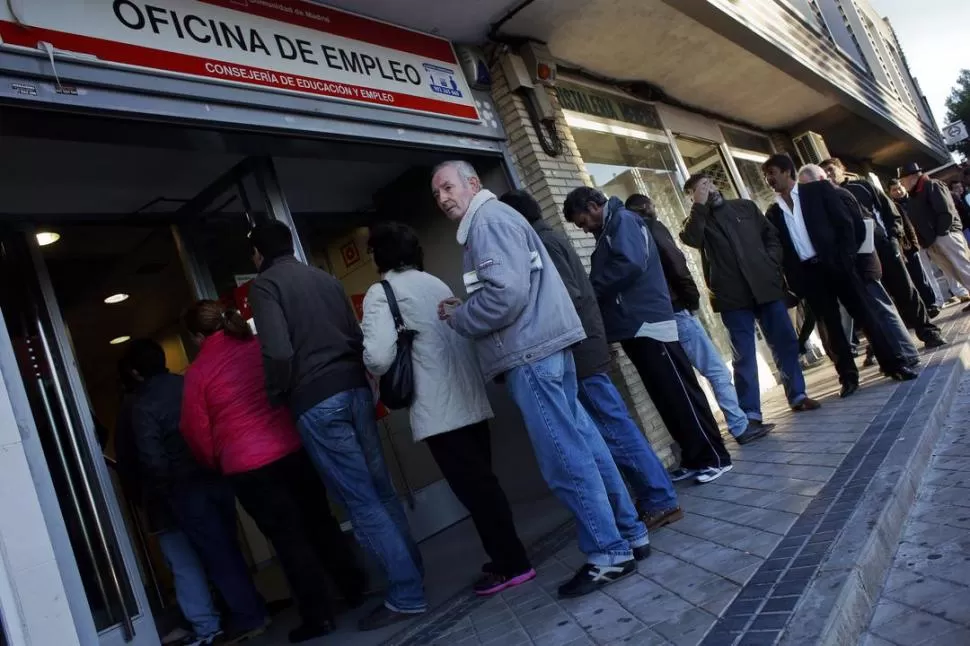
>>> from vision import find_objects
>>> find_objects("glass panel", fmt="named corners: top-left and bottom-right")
top-left (733, 156), bottom-right (777, 212)
top-left (720, 126), bottom-right (773, 154)
top-left (571, 128), bottom-right (732, 357)
top-left (0, 233), bottom-right (137, 634)
top-left (557, 82), bottom-right (664, 132)
top-left (674, 136), bottom-right (740, 200)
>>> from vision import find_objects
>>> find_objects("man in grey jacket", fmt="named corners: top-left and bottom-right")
top-left (499, 189), bottom-right (682, 531)
top-left (432, 161), bottom-right (649, 598)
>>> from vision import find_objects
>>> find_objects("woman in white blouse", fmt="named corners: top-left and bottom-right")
top-left (361, 221), bottom-right (535, 597)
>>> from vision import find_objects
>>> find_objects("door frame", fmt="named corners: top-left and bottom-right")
top-left (0, 228), bottom-right (159, 646)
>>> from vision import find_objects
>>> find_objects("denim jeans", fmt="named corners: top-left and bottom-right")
top-left (865, 281), bottom-right (920, 365)
top-left (157, 530), bottom-right (220, 637)
top-left (674, 311), bottom-right (748, 438)
top-left (168, 481), bottom-right (267, 634)
top-left (506, 350), bottom-right (647, 566)
top-left (298, 387), bottom-right (427, 613)
top-left (577, 373), bottom-right (678, 512)
top-left (721, 300), bottom-right (807, 422)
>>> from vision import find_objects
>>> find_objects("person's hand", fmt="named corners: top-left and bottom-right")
top-left (692, 178), bottom-right (713, 206)
top-left (438, 297), bottom-right (462, 321)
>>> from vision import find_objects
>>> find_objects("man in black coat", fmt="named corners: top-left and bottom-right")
top-left (889, 179), bottom-right (943, 316)
top-left (678, 174), bottom-right (820, 424)
top-left (499, 189), bottom-right (681, 530)
top-left (762, 154), bottom-right (917, 397)
top-left (821, 158), bottom-right (945, 349)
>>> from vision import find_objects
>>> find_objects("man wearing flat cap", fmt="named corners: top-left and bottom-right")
top-left (897, 162), bottom-right (970, 313)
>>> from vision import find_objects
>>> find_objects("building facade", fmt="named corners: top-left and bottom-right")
top-left (0, 1), bottom-right (946, 645)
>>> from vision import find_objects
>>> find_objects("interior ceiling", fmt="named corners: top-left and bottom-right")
top-left (0, 136), bottom-right (416, 217)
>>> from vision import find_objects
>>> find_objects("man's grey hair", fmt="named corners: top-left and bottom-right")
top-left (798, 163), bottom-right (828, 183)
top-left (431, 160), bottom-right (480, 185)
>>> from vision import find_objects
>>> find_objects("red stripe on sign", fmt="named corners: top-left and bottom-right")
top-left (0, 22), bottom-right (479, 120)
top-left (199, 0), bottom-right (457, 64)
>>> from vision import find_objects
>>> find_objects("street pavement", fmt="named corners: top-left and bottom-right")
top-left (383, 307), bottom-right (970, 646)
top-left (859, 369), bottom-right (970, 646)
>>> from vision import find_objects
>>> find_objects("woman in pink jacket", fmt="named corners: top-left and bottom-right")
top-left (180, 300), bottom-right (364, 644)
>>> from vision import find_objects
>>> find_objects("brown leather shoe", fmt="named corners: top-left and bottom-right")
top-left (791, 397), bottom-right (821, 412)
top-left (641, 507), bottom-right (684, 531)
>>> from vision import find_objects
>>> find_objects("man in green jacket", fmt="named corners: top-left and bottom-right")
top-left (680, 173), bottom-right (820, 426)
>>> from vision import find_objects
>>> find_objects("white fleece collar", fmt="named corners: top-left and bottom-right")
top-left (456, 189), bottom-right (497, 245)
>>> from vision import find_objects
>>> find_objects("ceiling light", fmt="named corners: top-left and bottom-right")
top-left (109, 336), bottom-right (131, 346)
top-left (36, 231), bottom-right (60, 246)
top-left (104, 293), bottom-right (130, 304)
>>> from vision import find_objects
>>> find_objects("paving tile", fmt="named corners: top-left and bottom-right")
top-left (870, 607), bottom-right (960, 645)
top-left (651, 607), bottom-right (717, 645)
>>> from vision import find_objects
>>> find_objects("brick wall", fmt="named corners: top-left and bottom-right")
top-left (490, 58), bottom-right (677, 466)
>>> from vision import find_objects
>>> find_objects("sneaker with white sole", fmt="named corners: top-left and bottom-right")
top-left (695, 464), bottom-right (733, 484)
top-left (558, 561), bottom-right (636, 598)
top-left (668, 468), bottom-right (699, 482)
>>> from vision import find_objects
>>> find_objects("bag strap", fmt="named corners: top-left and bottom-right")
top-left (380, 280), bottom-right (406, 332)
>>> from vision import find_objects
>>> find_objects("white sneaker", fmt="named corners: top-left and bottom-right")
top-left (696, 464), bottom-right (733, 484)
top-left (668, 468), bottom-right (699, 482)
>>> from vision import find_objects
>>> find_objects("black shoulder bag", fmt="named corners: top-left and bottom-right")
top-left (378, 280), bottom-right (417, 410)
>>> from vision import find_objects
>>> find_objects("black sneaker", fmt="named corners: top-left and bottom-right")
top-left (924, 335), bottom-right (947, 349)
top-left (633, 544), bottom-right (652, 562)
top-left (735, 421), bottom-right (774, 445)
top-left (357, 604), bottom-right (424, 632)
top-left (558, 561), bottom-right (636, 598)
top-left (287, 621), bottom-right (334, 644)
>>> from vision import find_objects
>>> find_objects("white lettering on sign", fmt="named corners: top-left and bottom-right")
top-left (0, 0), bottom-right (480, 122)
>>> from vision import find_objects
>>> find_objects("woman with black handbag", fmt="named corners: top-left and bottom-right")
top-left (361, 221), bottom-right (535, 597)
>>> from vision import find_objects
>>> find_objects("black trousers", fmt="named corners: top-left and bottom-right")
top-left (230, 450), bottom-right (365, 627)
top-left (904, 249), bottom-right (940, 311)
top-left (620, 337), bottom-right (731, 471)
top-left (876, 237), bottom-right (940, 342)
top-left (425, 421), bottom-right (531, 577)
top-left (800, 260), bottom-right (903, 385)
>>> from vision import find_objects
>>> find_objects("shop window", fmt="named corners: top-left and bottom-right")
top-left (571, 127), bottom-right (732, 358)
top-left (674, 136), bottom-right (740, 201)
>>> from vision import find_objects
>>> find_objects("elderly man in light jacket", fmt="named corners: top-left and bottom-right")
top-left (431, 160), bottom-right (650, 599)
top-left (360, 221), bottom-right (535, 598)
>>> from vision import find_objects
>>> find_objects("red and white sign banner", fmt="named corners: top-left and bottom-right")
top-left (0, 0), bottom-right (480, 121)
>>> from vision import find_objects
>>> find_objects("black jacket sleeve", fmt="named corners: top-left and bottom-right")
top-left (926, 180), bottom-right (959, 236)
top-left (828, 184), bottom-right (866, 257)
top-left (130, 400), bottom-right (173, 492)
top-left (541, 233), bottom-right (584, 311)
top-left (652, 218), bottom-right (701, 311)
top-left (248, 278), bottom-right (294, 406)
top-left (870, 181), bottom-right (903, 239)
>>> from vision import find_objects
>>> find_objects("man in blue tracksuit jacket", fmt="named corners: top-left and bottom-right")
top-left (563, 187), bottom-right (732, 485)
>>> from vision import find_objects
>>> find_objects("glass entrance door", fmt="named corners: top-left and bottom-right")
top-left (0, 229), bottom-right (157, 646)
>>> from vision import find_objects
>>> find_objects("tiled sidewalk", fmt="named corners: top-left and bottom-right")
top-left (385, 309), bottom-right (970, 646)
top-left (860, 371), bottom-right (970, 645)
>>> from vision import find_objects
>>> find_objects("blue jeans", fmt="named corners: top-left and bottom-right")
top-left (721, 300), bottom-right (807, 422)
top-left (674, 311), bottom-right (749, 438)
top-left (865, 281), bottom-right (920, 365)
top-left (157, 530), bottom-right (221, 637)
top-left (577, 373), bottom-right (678, 512)
top-left (168, 481), bottom-right (266, 633)
top-left (505, 351), bottom-right (648, 566)
top-left (298, 387), bottom-right (426, 613)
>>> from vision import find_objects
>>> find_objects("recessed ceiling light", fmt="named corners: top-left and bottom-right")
top-left (36, 231), bottom-right (60, 246)
top-left (109, 336), bottom-right (131, 345)
top-left (104, 293), bottom-right (130, 304)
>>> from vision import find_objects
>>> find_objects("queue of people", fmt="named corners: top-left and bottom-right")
top-left (115, 154), bottom-right (963, 645)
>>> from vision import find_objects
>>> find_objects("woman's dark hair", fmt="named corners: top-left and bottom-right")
top-left (562, 186), bottom-right (608, 222)
top-left (249, 221), bottom-right (294, 261)
top-left (368, 222), bottom-right (424, 273)
top-left (625, 193), bottom-right (655, 217)
top-left (183, 300), bottom-right (253, 341)
top-left (499, 189), bottom-right (543, 223)
top-left (762, 153), bottom-right (798, 180)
